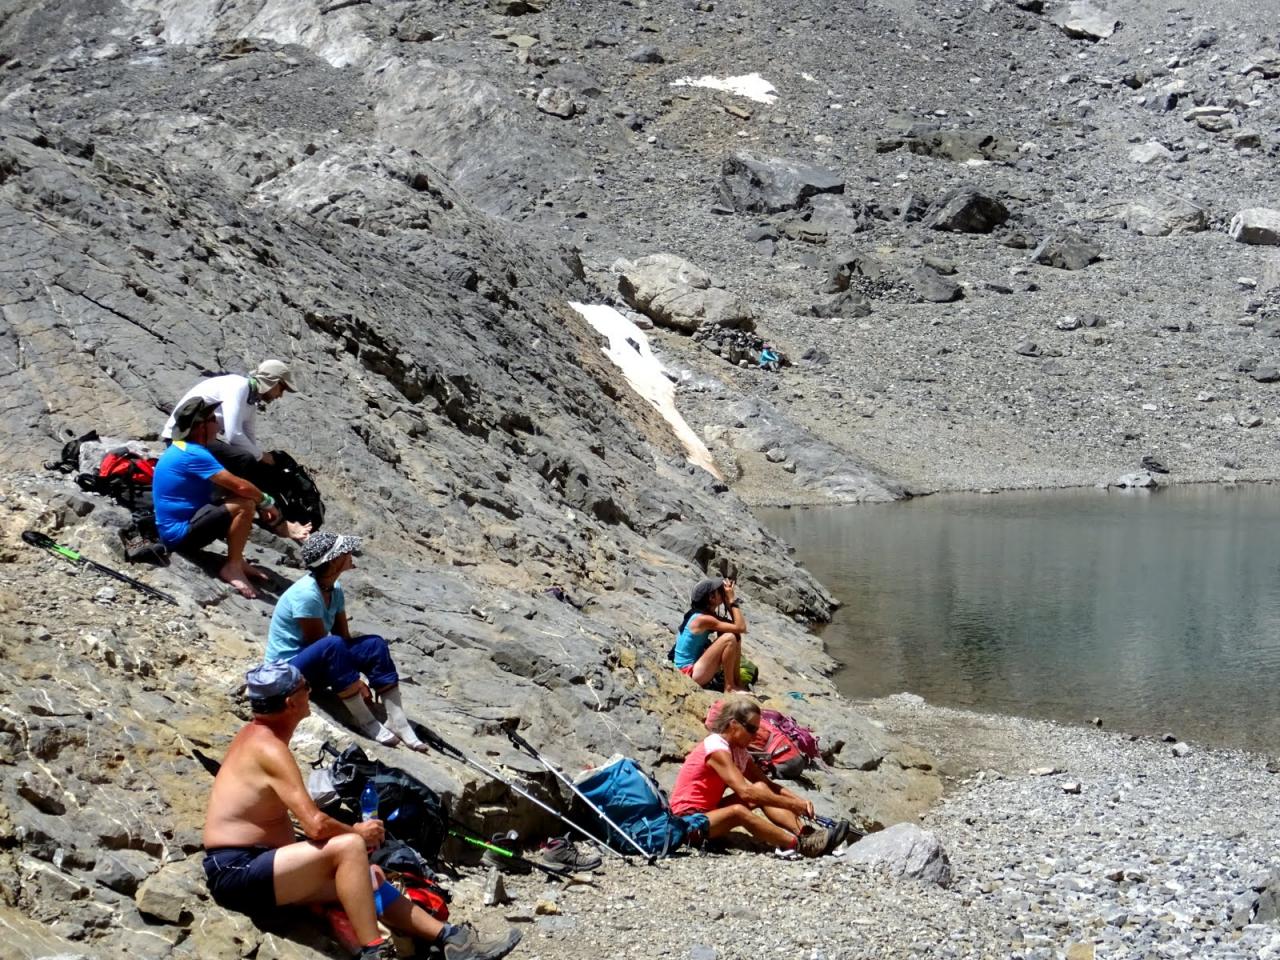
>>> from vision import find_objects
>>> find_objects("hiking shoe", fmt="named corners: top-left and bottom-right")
top-left (797, 825), bottom-right (832, 858)
top-left (481, 833), bottom-right (528, 873)
top-left (441, 924), bottom-right (522, 960)
top-left (358, 939), bottom-right (399, 959)
top-left (826, 819), bottom-right (852, 853)
top-left (537, 835), bottom-right (602, 874)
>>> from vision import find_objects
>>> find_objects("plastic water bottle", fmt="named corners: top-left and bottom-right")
top-left (360, 782), bottom-right (379, 822)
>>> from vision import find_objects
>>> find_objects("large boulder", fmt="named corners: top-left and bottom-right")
top-left (718, 152), bottom-right (844, 214)
top-left (1229, 209), bottom-right (1280, 246)
top-left (843, 822), bottom-right (953, 886)
top-left (1100, 198), bottom-right (1208, 236)
top-left (1053, 2), bottom-right (1119, 41)
top-left (928, 190), bottom-right (1010, 233)
top-left (1032, 231), bottom-right (1102, 270)
top-left (616, 254), bottom-right (755, 332)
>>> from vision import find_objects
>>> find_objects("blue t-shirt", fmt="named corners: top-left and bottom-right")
top-left (266, 576), bottom-right (345, 663)
top-left (673, 620), bottom-right (714, 668)
top-left (152, 441), bottom-right (225, 546)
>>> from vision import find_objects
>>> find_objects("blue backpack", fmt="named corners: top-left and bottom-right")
top-left (574, 756), bottom-right (708, 858)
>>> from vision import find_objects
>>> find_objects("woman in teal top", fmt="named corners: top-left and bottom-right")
top-left (674, 577), bottom-right (748, 693)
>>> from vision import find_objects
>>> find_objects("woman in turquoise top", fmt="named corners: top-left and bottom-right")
top-left (674, 577), bottom-right (748, 693)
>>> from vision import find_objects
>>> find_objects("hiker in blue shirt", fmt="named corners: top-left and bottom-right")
top-left (674, 577), bottom-right (748, 693)
top-left (152, 396), bottom-right (280, 599)
top-left (266, 533), bottom-right (425, 750)
top-left (758, 344), bottom-right (780, 372)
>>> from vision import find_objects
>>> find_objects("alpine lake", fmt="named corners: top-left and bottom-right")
top-left (759, 485), bottom-right (1280, 756)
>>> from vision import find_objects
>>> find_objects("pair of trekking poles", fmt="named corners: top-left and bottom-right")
top-left (419, 723), bottom-right (657, 866)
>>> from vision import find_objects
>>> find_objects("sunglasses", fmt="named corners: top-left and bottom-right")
top-left (739, 718), bottom-right (759, 736)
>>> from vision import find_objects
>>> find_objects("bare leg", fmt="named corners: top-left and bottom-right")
top-left (272, 834), bottom-right (381, 945)
top-left (720, 634), bottom-right (743, 693)
top-left (691, 634), bottom-right (741, 688)
top-left (270, 519), bottom-right (312, 542)
top-left (219, 497), bottom-right (259, 598)
top-left (704, 803), bottom-right (797, 849)
top-left (381, 891), bottom-right (444, 941)
top-left (758, 803), bottom-right (802, 835)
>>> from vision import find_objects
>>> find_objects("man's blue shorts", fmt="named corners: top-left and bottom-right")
top-left (203, 845), bottom-right (277, 914)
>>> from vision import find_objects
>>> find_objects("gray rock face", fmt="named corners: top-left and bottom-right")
top-left (928, 190), bottom-right (1010, 233)
top-left (1102, 198), bottom-right (1208, 237)
top-left (718, 153), bottom-right (845, 214)
top-left (616, 253), bottom-right (755, 332)
top-left (1053, 2), bottom-right (1120, 41)
top-left (1032, 232), bottom-right (1102, 270)
top-left (1229, 209), bottom-right (1280, 245)
top-left (843, 822), bottom-right (953, 886)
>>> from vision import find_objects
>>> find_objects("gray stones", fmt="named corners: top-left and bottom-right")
top-left (806, 291), bottom-right (873, 319)
top-left (717, 152), bottom-right (845, 214)
top-left (615, 253), bottom-right (755, 332)
top-left (1015, 341), bottom-right (1043, 358)
top-left (1243, 51), bottom-right (1280, 80)
top-left (1113, 471), bottom-right (1158, 488)
top-left (1103, 197), bottom-right (1208, 237)
top-left (1170, 741), bottom-right (1191, 757)
top-left (927, 190), bottom-right (1010, 234)
top-left (1229, 209), bottom-right (1280, 246)
top-left (536, 87), bottom-right (577, 118)
top-left (878, 127), bottom-right (1017, 164)
top-left (907, 266), bottom-right (963, 303)
top-left (134, 860), bottom-right (205, 925)
top-left (1053, 2), bottom-right (1119, 42)
top-left (627, 45), bottom-right (664, 64)
top-left (1249, 366), bottom-right (1280, 384)
top-left (843, 822), bottom-right (953, 886)
top-left (1128, 141), bottom-right (1172, 165)
top-left (1032, 232), bottom-right (1101, 270)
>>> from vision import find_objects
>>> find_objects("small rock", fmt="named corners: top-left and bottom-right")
top-left (1140, 455), bottom-right (1168, 474)
top-left (1053, 2), bottom-right (1119, 41)
top-left (535, 899), bottom-right (560, 915)
top-left (536, 87), bottom-right (576, 119)
top-left (1028, 766), bottom-right (1061, 776)
top-left (765, 448), bottom-right (787, 463)
top-left (627, 45), bottom-right (664, 64)
top-left (1129, 141), bottom-right (1172, 165)
top-left (1171, 741), bottom-right (1191, 757)
top-left (1062, 781), bottom-right (1082, 794)
top-left (1032, 232), bottom-right (1101, 270)
top-left (1014, 341), bottom-right (1043, 358)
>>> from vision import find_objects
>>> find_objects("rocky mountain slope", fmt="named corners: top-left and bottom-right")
top-left (1, 0), bottom-right (1278, 956)
top-left (0, 1), bottom-right (932, 957)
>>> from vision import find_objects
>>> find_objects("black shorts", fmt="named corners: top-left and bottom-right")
top-left (203, 845), bottom-right (277, 914)
top-left (177, 503), bottom-right (232, 551)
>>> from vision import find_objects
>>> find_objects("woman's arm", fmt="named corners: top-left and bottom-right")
top-left (707, 750), bottom-right (808, 814)
top-left (295, 617), bottom-right (329, 646)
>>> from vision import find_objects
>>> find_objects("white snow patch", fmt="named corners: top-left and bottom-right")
top-left (568, 303), bottom-right (721, 479)
top-left (671, 72), bottom-right (778, 104)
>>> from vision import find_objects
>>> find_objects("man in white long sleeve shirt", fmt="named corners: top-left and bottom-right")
top-left (162, 360), bottom-right (310, 542)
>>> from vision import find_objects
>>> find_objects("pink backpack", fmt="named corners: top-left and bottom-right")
top-left (760, 709), bottom-right (821, 761)
top-left (704, 701), bottom-right (807, 780)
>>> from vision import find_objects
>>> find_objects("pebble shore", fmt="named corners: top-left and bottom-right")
top-left (456, 697), bottom-right (1280, 960)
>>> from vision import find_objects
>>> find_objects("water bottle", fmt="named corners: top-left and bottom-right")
top-left (360, 781), bottom-right (379, 822)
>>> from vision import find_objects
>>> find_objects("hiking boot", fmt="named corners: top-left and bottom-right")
top-left (441, 924), bottom-right (522, 960)
top-left (537, 835), bottom-right (602, 874)
top-left (481, 832), bottom-right (528, 872)
top-left (358, 939), bottom-right (399, 959)
top-left (796, 825), bottom-right (832, 858)
top-left (826, 819), bottom-right (852, 853)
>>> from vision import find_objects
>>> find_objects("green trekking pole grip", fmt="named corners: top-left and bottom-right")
top-left (22, 530), bottom-right (179, 605)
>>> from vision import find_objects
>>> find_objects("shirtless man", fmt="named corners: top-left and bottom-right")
top-left (202, 662), bottom-right (522, 960)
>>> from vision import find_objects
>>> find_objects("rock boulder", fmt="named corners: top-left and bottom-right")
top-left (616, 254), bottom-right (755, 332)
top-left (1053, 2), bottom-right (1119, 41)
top-left (1229, 209), bottom-right (1280, 246)
top-left (928, 190), bottom-right (1010, 233)
top-left (843, 822), bottom-right (953, 886)
top-left (718, 153), bottom-right (845, 214)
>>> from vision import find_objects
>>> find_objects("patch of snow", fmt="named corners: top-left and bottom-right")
top-left (670, 72), bottom-right (778, 104)
top-left (568, 303), bottom-right (721, 478)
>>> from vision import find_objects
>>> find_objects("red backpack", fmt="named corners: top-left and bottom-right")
top-left (760, 709), bottom-right (821, 762)
top-left (703, 701), bottom-right (807, 780)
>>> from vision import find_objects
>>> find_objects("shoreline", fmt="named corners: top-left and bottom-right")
top-left (481, 697), bottom-right (1280, 960)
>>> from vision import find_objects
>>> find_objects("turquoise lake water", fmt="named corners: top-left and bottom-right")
top-left (760, 486), bottom-right (1280, 755)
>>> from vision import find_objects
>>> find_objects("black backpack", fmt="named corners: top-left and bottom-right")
top-left (269, 450), bottom-right (326, 531)
top-left (313, 742), bottom-right (448, 865)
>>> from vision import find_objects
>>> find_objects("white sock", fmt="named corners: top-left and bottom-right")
top-left (380, 686), bottom-right (425, 749)
top-left (342, 693), bottom-right (399, 746)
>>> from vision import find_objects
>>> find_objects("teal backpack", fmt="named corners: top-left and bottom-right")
top-left (574, 756), bottom-right (708, 858)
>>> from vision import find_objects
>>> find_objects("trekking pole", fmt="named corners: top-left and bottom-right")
top-left (504, 725), bottom-right (657, 864)
top-left (416, 726), bottom-right (630, 861)
top-left (22, 530), bottom-right (178, 605)
top-left (448, 829), bottom-right (569, 882)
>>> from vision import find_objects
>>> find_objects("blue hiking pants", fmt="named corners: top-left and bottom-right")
top-left (289, 634), bottom-right (399, 693)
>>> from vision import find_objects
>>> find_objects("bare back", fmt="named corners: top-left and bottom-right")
top-left (203, 722), bottom-right (299, 849)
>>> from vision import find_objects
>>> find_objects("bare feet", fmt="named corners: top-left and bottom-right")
top-left (245, 563), bottom-right (271, 584)
top-left (219, 563), bottom-right (258, 599)
top-left (282, 520), bottom-right (312, 543)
